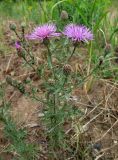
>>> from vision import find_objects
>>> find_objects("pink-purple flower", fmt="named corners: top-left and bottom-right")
top-left (63, 24), bottom-right (93, 42)
top-left (26, 23), bottom-right (60, 41)
top-left (15, 41), bottom-right (21, 50)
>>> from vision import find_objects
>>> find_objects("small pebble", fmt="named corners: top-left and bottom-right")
top-left (93, 142), bottom-right (102, 151)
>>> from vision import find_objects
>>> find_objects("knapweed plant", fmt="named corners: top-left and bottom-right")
top-left (8, 22), bottom-right (97, 158)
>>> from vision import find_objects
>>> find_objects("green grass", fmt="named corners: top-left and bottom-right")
top-left (0, 85), bottom-right (37, 160)
top-left (0, 0), bottom-right (111, 26)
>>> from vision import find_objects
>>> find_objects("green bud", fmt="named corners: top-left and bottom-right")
top-left (63, 64), bottom-right (72, 76)
top-left (60, 10), bottom-right (68, 20)
top-left (21, 22), bottom-right (26, 29)
top-left (9, 24), bottom-right (16, 31)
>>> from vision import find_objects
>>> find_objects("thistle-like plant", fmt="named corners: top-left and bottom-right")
top-left (9, 22), bottom-right (94, 158)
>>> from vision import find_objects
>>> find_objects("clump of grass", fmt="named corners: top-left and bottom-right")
top-left (0, 84), bottom-right (37, 160)
top-left (0, 0), bottom-right (110, 26)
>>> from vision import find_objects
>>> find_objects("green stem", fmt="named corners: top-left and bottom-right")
top-left (14, 30), bottom-right (35, 63)
top-left (54, 75), bottom-right (67, 94)
top-left (67, 45), bottom-right (77, 62)
top-left (110, 28), bottom-right (118, 41)
top-left (14, 30), bottom-right (22, 41)
top-left (87, 41), bottom-right (93, 75)
top-left (30, 93), bottom-right (47, 105)
top-left (46, 45), bottom-right (56, 80)
top-left (21, 53), bottom-right (36, 71)
top-left (22, 43), bottom-right (35, 62)
top-left (46, 45), bottom-right (53, 69)
top-left (53, 94), bottom-right (56, 117)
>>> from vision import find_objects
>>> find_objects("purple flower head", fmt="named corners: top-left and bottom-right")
top-left (15, 41), bottom-right (21, 50)
top-left (26, 23), bottom-right (61, 41)
top-left (63, 24), bottom-right (93, 43)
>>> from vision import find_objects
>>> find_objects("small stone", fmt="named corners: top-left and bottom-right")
top-left (10, 71), bottom-right (15, 76)
top-left (68, 95), bottom-right (78, 102)
top-left (82, 124), bottom-right (89, 132)
top-left (26, 123), bottom-right (40, 128)
top-left (114, 140), bottom-right (117, 144)
top-left (38, 113), bottom-right (44, 118)
top-left (93, 142), bottom-right (102, 151)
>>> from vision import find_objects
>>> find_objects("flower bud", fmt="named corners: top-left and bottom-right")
top-left (15, 41), bottom-right (21, 50)
top-left (15, 41), bottom-right (23, 57)
top-left (60, 10), bottom-right (68, 20)
top-left (9, 23), bottom-right (16, 31)
top-left (63, 64), bottom-right (72, 76)
top-left (21, 22), bottom-right (26, 29)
